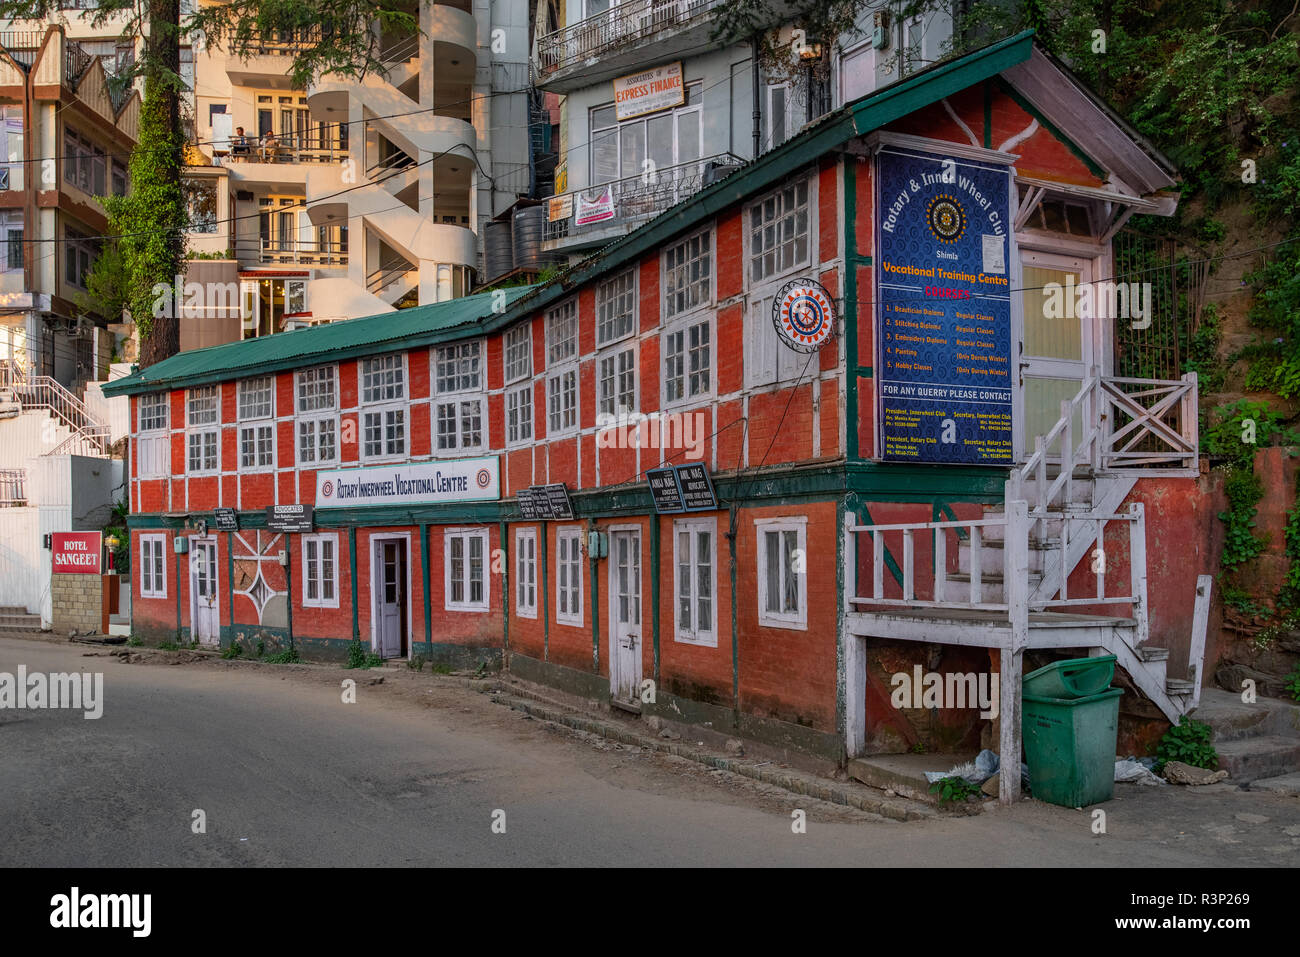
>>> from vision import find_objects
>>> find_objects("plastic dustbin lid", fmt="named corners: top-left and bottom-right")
top-left (1022, 655), bottom-right (1116, 698)
top-left (1023, 686), bottom-right (1124, 707)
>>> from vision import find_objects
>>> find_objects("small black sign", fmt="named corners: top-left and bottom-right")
top-left (542, 484), bottom-right (574, 520)
top-left (646, 467), bottom-right (684, 514)
top-left (214, 507), bottom-right (239, 531)
top-left (266, 504), bottom-right (313, 533)
top-left (517, 488), bottom-right (543, 520)
top-left (675, 463), bottom-right (717, 512)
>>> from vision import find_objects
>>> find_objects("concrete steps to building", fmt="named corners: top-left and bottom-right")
top-left (0, 609), bottom-right (42, 633)
top-left (1192, 687), bottom-right (1300, 787)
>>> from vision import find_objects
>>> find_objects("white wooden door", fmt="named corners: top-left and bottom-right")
top-left (189, 537), bottom-right (219, 647)
top-left (1017, 250), bottom-right (1095, 460)
top-left (375, 539), bottom-right (404, 658)
top-left (608, 530), bottom-right (642, 705)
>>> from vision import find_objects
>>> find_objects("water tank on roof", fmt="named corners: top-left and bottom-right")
top-left (512, 205), bottom-right (562, 271)
top-left (484, 218), bottom-right (514, 282)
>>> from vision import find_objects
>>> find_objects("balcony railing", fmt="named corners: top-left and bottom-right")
top-left (543, 152), bottom-right (743, 243)
top-left (0, 468), bottom-right (24, 506)
top-left (536, 0), bottom-right (722, 76)
top-left (237, 239), bottom-right (349, 267)
top-left (224, 135), bottom-right (346, 165)
top-left (235, 27), bottom-right (326, 57)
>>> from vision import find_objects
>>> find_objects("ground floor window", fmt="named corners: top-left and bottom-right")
top-left (515, 527), bottom-right (537, 618)
top-left (673, 518), bottom-right (716, 646)
top-left (302, 533), bottom-right (338, 608)
top-left (140, 533), bottom-right (167, 598)
top-left (556, 527), bottom-right (583, 626)
top-left (755, 519), bottom-right (807, 629)
top-left (445, 528), bottom-right (489, 611)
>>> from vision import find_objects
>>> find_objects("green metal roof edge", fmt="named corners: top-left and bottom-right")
top-left (105, 30), bottom-right (1035, 399)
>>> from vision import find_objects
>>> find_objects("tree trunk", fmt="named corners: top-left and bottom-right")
top-left (138, 0), bottom-right (183, 368)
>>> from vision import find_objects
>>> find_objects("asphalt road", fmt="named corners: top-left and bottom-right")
top-left (2, 636), bottom-right (1299, 867)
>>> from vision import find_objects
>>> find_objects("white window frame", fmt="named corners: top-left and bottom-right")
top-left (360, 354), bottom-right (407, 462)
top-left (237, 375), bottom-right (275, 471)
top-left (137, 393), bottom-right (170, 480)
top-left (295, 364), bottom-right (339, 467)
top-left (503, 322), bottom-right (532, 384)
top-left (754, 518), bottom-right (808, 630)
top-left (545, 299), bottom-right (578, 365)
top-left (138, 392), bottom-right (168, 432)
top-left (597, 342), bottom-right (637, 419)
top-left (506, 383), bottom-right (533, 446)
top-left (433, 339), bottom-right (486, 455)
top-left (546, 365), bottom-right (579, 437)
top-left (301, 532), bottom-right (339, 609)
top-left (661, 314), bottom-right (712, 408)
top-left (672, 517), bottom-right (717, 647)
top-left (595, 269), bottom-right (637, 346)
top-left (139, 532), bottom-right (167, 599)
top-left (555, 526), bottom-right (584, 627)
top-left (186, 384), bottom-right (219, 475)
top-left (444, 527), bottom-right (490, 612)
top-left (515, 527), bottom-right (538, 619)
top-left (661, 227), bottom-right (712, 322)
top-left (746, 176), bottom-right (812, 287)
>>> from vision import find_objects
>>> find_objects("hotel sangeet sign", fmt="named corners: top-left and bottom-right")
top-left (613, 61), bottom-right (684, 121)
top-left (52, 531), bottom-right (102, 574)
top-left (875, 145), bottom-right (1013, 465)
top-left (315, 458), bottom-right (500, 509)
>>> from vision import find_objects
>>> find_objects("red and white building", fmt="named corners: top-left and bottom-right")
top-left (106, 33), bottom-right (1217, 799)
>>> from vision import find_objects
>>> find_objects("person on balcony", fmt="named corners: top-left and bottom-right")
top-left (260, 131), bottom-right (282, 163)
top-left (230, 127), bottom-right (251, 159)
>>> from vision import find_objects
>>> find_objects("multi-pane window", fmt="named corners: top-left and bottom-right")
top-left (445, 529), bottom-right (489, 611)
top-left (64, 227), bottom-right (97, 289)
top-left (434, 340), bottom-right (482, 393)
top-left (504, 323), bottom-right (531, 383)
top-left (1, 210), bottom-right (21, 271)
top-left (596, 271), bottom-right (636, 345)
top-left (756, 521), bottom-right (807, 629)
top-left (302, 533), bottom-right (338, 608)
top-left (507, 385), bottom-right (533, 444)
top-left (598, 347), bottom-right (636, 417)
top-left (238, 376), bottom-right (274, 469)
top-left (674, 519), bottom-right (715, 645)
top-left (749, 179), bottom-right (810, 283)
top-left (663, 319), bottom-right (710, 403)
top-left (187, 385), bottom-right (219, 473)
top-left (296, 365), bottom-right (337, 465)
top-left (556, 528), bottom-right (583, 626)
top-left (546, 300), bottom-right (578, 365)
top-left (433, 341), bottom-right (484, 453)
top-left (139, 534), bottom-right (167, 599)
top-left (361, 355), bottom-right (405, 459)
top-left (515, 528), bottom-right (537, 618)
top-left (139, 393), bottom-right (168, 432)
top-left (663, 230), bottom-right (711, 319)
top-left (547, 368), bottom-right (577, 435)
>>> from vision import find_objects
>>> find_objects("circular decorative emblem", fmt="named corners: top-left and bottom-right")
top-left (926, 193), bottom-right (966, 244)
top-left (475, 469), bottom-right (491, 489)
top-left (772, 279), bottom-right (837, 353)
top-left (321, 480), bottom-right (334, 498)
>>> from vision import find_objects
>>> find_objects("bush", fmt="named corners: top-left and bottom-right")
top-left (1154, 716), bottom-right (1218, 771)
top-left (220, 641), bottom-right (241, 660)
top-left (264, 648), bottom-right (300, 664)
top-left (928, 776), bottom-right (982, 804)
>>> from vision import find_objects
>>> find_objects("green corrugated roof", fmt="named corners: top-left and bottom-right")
top-left (105, 30), bottom-right (1038, 398)
top-left (102, 285), bottom-right (539, 396)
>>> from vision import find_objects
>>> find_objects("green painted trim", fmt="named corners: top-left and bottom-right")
top-left (348, 526), bottom-right (359, 642)
top-left (835, 497), bottom-right (847, 748)
top-left (857, 366), bottom-right (874, 378)
top-left (175, 547), bottom-right (181, 641)
top-left (649, 514), bottom-right (660, 684)
top-left (728, 504), bottom-right (739, 718)
top-left (226, 531), bottom-right (234, 632)
top-left (847, 462), bottom-right (1007, 502)
top-left (284, 549), bottom-right (295, 650)
top-left (993, 76), bottom-right (1107, 179)
top-left (858, 504), bottom-right (904, 588)
top-left (588, 523), bottom-right (599, 673)
top-left (500, 521), bottom-right (510, 656)
top-left (540, 521), bottom-right (550, 662)
top-left (983, 80), bottom-right (993, 149)
top-left (845, 156), bottom-right (861, 461)
top-left (420, 523), bottom-right (432, 647)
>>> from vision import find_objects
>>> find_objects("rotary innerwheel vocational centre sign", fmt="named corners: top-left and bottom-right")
top-left (772, 279), bottom-right (837, 353)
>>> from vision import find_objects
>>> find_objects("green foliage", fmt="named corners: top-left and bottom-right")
top-left (1219, 468), bottom-right (1267, 571)
top-left (220, 641), bottom-right (242, 660)
top-left (158, 640), bottom-right (179, 651)
top-left (255, 637), bottom-right (266, 658)
top-left (1203, 400), bottom-right (1300, 469)
top-left (407, 654), bottom-right (426, 671)
top-left (1284, 474), bottom-right (1300, 609)
top-left (1219, 581), bottom-right (1271, 616)
top-left (126, 635), bottom-right (143, 647)
top-left (344, 638), bottom-right (383, 669)
top-left (264, 648), bottom-right (300, 664)
top-left (1284, 664), bottom-right (1300, 702)
top-left (1154, 716), bottom-right (1218, 771)
top-left (1185, 304), bottom-right (1225, 393)
top-left (928, 775), bottom-right (981, 804)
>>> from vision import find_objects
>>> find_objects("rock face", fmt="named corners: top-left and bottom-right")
top-left (1162, 760), bottom-right (1229, 785)
top-left (1216, 628), bottom-right (1300, 700)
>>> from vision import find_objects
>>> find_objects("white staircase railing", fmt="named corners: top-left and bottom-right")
top-left (0, 363), bottom-right (111, 456)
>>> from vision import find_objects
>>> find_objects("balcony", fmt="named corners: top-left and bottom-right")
top-left (224, 27), bottom-right (325, 87)
top-left (535, 0), bottom-right (726, 91)
top-left (542, 152), bottom-right (743, 248)
top-left (237, 238), bottom-right (349, 268)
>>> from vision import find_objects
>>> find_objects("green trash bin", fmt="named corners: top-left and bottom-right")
top-left (1023, 655), bottom-right (1116, 699)
top-left (1022, 687), bottom-right (1123, 807)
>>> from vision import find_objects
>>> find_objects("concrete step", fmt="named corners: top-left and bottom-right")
top-left (1249, 772), bottom-right (1300, 796)
top-left (1193, 687), bottom-right (1300, 743)
top-left (1135, 645), bottom-right (1169, 662)
top-left (1165, 678), bottom-right (1195, 696)
top-left (1214, 735), bottom-right (1300, 784)
top-left (847, 753), bottom-right (988, 806)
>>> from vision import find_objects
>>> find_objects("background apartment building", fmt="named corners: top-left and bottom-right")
top-left (188, 0), bottom-right (544, 341)
top-left (526, 0), bottom-right (955, 265)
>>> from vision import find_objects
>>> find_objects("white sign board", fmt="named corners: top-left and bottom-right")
top-left (315, 458), bottom-right (500, 509)
top-left (613, 61), bottom-right (684, 121)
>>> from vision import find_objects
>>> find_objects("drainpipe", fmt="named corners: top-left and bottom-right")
top-left (751, 35), bottom-right (761, 159)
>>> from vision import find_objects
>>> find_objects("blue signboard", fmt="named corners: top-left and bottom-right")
top-left (875, 145), bottom-right (1013, 464)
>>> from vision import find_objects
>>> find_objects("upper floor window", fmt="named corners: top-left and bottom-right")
top-left (590, 81), bottom-right (702, 189)
top-left (0, 210), bottom-right (20, 271)
top-left (139, 392), bottom-right (168, 432)
top-left (596, 270), bottom-right (635, 345)
top-left (663, 318), bottom-right (710, 404)
top-left (546, 299), bottom-right (578, 365)
top-left (238, 376), bottom-right (274, 420)
top-left (187, 385), bottom-right (219, 426)
top-left (434, 340), bottom-right (482, 394)
top-left (360, 355), bottom-right (406, 460)
top-left (63, 130), bottom-right (106, 196)
top-left (504, 323), bottom-right (531, 384)
top-left (183, 177), bottom-right (218, 234)
top-left (64, 227), bottom-right (97, 289)
top-left (663, 229), bottom-right (711, 320)
top-left (186, 385), bottom-right (219, 474)
top-left (296, 365), bottom-right (338, 466)
top-left (598, 346), bottom-right (636, 417)
top-left (361, 354), bottom-right (405, 404)
top-left (749, 179), bottom-right (810, 284)
top-left (238, 376), bottom-right (274, 470)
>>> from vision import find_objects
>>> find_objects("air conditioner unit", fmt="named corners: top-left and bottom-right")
top-left (872, 10), bottom-right (891, 49)
top-left (173, 536), bottom-right (188, 554)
